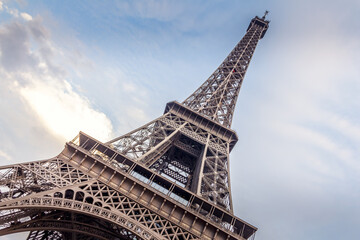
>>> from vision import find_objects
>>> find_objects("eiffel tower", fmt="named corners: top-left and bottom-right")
top-left (0, 13), bottom-right (269, 240)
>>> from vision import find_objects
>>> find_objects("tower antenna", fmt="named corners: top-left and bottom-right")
top-left (262, 10), bottom-right (269, 19)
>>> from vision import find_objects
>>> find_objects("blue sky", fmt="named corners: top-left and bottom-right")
top-left (0, 0), bottom-right (359, 239)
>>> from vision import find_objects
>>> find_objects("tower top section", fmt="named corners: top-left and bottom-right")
top-left (247, 13), bottom-right (270, 39)
top-left (182, 15), bottom-right (269, 128)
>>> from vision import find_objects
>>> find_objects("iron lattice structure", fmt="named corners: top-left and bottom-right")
top-left (0, 15), bottom-right (269, 240)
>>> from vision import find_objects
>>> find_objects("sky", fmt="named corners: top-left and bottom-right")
top-left (0, 0), bottom-right (359, 240)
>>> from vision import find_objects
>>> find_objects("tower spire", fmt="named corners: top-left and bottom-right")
top-left (182, 15), bottom-right (269, 128)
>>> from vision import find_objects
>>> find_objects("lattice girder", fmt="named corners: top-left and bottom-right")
top-left (0, 158), bottom-right (92, 202)
top-left (107, 117), bottom-right (178, 160)
top-left (26, 230), bottom-right (63, 240)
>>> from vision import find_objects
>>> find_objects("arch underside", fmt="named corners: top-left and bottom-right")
top-left (0, 209), bottom-right (139, 240)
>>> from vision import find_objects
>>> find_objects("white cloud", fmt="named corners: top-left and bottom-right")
top-left (20, 12), bottom-right (32, 21)
top-left (0, 15), bottom-right (114, 143)
top-left (19, 77), bottom-right (113, 142)
top-left (0, 1), bottom-right (3, 11)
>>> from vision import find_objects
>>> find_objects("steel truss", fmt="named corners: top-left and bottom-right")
top-left (0, 14), bottom-right (269, 240)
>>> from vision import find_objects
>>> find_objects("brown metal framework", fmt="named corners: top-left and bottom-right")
top-left (0, 14), bottom-right (269, 240)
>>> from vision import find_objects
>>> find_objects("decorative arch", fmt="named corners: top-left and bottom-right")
top-left (0, 197), bottom-right (163, 240)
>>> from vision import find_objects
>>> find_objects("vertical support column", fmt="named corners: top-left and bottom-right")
top-left (191, 134), bottom-right (210, 194)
